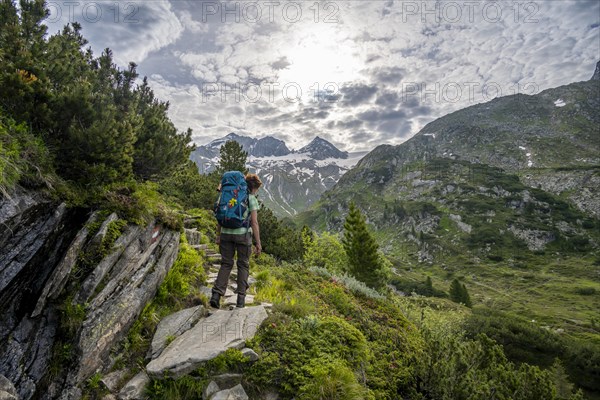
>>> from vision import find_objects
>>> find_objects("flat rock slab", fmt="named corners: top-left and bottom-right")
top-left (146, 306), bottom-right (268, 378)
top-left (151, 306), bottom-right (206, 359)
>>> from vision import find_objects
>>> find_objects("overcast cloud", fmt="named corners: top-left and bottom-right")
top-left (44, 0), bottom-right (600, 151)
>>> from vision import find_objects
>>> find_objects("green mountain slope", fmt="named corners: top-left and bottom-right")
top-left (296, 65), bottom-right (600, 350)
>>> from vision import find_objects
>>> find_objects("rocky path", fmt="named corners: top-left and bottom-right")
top-left (118, 228), bottom-right (270, 400)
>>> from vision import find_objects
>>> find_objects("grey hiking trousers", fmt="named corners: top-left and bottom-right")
top-left (212, 232), bottom-right (251, 297)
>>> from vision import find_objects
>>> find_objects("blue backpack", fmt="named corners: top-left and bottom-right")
top-left (214, 171), bottom-right (250, 229)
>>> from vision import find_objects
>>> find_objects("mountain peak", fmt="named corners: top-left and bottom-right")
top-left (297, 136), bottom-right (348, 160)
top-left (591, 60), bottom-right (600, 81)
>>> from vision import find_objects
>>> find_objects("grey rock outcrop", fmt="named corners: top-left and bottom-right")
top-left (74, 223), bottom-right (180, 383)
top-left (32, 211), bottom-right (99, 317)
top-left (146, 306), bottom-right (268, 378)
top-left (241, 348), bottom-right (259, 362)
top-left (0, 193), bottom-right (89, 400)
top-left (203, 381), bottom-right (220, 400)
top-left (0, 374), bottom-right (18, 400)
top-left (184, 228), bottom-right (201, 246)
top-left (99, 369), bottom-right (128, 393)
top-left (150, 306), bottom-right (207, 359)
top-left (209, 384), bottom-right (248, 400)
top-left (118, 372), bottom-right (149, 400)
top-left (508, 226), bottom-right (556, 251)
top-left (211, 374), bottom-right (243, 390)
top-left (0, 192), bottom-right (182, 400)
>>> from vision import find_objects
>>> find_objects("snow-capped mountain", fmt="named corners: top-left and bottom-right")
top-left (189, 133), bottom-right (367, 217)
top-left (296, 136), bottom-right (349, 160)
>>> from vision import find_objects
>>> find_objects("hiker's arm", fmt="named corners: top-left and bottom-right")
top-left (216, 224), bottom-right (221, 244)
top-left (250, 210), bottom-right (261, 255)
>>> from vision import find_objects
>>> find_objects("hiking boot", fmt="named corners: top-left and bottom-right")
top-left (236, 294), bottom-right (246, 308)
top-left (210, 292), bottom-right (221, 308)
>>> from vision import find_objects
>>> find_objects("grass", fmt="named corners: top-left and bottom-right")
top-left (390, 253), bottom-right (600, 340)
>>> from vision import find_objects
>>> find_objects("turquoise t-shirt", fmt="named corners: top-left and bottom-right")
top-left (221, 194), bottom-right (259, 235)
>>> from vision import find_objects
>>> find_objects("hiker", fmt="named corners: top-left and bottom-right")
top-left (210, 173), bottom-right (262, 309)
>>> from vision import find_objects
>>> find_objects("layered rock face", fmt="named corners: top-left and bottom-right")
top-left (0, 192), bottom-right (179, 400)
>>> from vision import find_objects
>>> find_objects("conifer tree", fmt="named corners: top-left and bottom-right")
top-left (424, 276), bottom-right (433, 296)
top-left (450, 279), bottom-right (472, 307)
top-left (217, 140), bottom-right (248, 174)
top-left (461, 283), bottom-right (472, 308)
top-left (449, 278), bottom-right (463, 304)
top-left (342, 201), bottom-right (385, 289)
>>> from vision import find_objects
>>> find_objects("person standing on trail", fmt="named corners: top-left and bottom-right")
top-left (210, 173), bottom-right (262, 309)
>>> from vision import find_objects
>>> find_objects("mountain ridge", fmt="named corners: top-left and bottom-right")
top-left (190, 133), bottom-right (365, 217)
top-left (300, 61), bottom-right (600, 253)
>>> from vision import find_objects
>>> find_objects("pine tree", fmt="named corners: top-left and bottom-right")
top-left (449, 279), bottom-right (463, 304)
top-left (450, 279), bottom-right (472, 307)
top-left (133, 77), bottom-right (193, 180)
top-left (424, 276), bottom-right (433, 296)
top-left (342, 201), bottom-right (385, 289)
top-left (551, 359), bottom-right (574, 399)
top-left (217, 140), bottom-right (248, 174)
top-left (461, 283), bottom-right (472, 308)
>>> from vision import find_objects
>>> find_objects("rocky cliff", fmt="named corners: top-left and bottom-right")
top-left (0, 191), bottom-right (180, 399)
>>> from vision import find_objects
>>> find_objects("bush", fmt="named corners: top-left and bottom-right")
top-left (298, 359), bottom-right (370, 400)
top-left (0, 114), bottom-right (54, 195)
top-left (245, 314), bottom-right (369, 397)
top-left (303, 231), bottom-right (349, 274)
top-left (309, 266), bottom-right (385, 300)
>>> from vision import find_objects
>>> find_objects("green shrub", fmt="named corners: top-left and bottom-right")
top-left (0, 114), bottom-right (54, 194)
top-left (298, 359), bottom-right (371, 400)
top-left (310, 266), bottom-right (386, 300)
top-left (246, 314), bottom-right (369, 397)
top-left (157, 235), bottom-right (206, 304)
top-left (575, 287), bottom-right (596, 296)
top-left (303, 231), bottom-right (349, 274)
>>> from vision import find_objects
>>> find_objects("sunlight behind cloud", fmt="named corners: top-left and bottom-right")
top-left (278, 24), bottom-right (362, 100)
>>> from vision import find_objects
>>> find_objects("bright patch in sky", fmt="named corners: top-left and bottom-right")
top-left (277, 24), bottom-right (361, 99)
top-left (42, 0), bottom-right (600, 152)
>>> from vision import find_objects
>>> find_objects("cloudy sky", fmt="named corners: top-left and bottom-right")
top-left (44, 0), bottom-right (599, 152)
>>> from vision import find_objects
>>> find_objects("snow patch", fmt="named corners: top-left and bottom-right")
top-left (554, 99), bottom-right (566, 107)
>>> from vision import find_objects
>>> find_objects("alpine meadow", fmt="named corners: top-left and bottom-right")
top-left (1, 1), bottom-right (599, 400)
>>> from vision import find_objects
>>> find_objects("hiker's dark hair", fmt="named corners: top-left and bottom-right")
top-left (245, 173), bottom-right (262, 191)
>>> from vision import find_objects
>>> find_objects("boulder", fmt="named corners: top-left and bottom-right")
top-left (241, 348), bottom-right (259, 362)
top-left (118, 371), bottom-right (149, 400)
top-left (0, 375), bottom-right (18, 400)
top-left (185, 229), bottom-right (201, 246)
top-left (203, 381), bottom-right (219, 400)
top-left (146, 306), bottom-right (268, 378)
top-left (150, 306), bottom-right (206, 359)
top-left (100, 369), bottom-right (128, 393)
top-left (211, 373), bottom-right (242, 389)
top-left (209, 384), bottom-right (248, 400)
